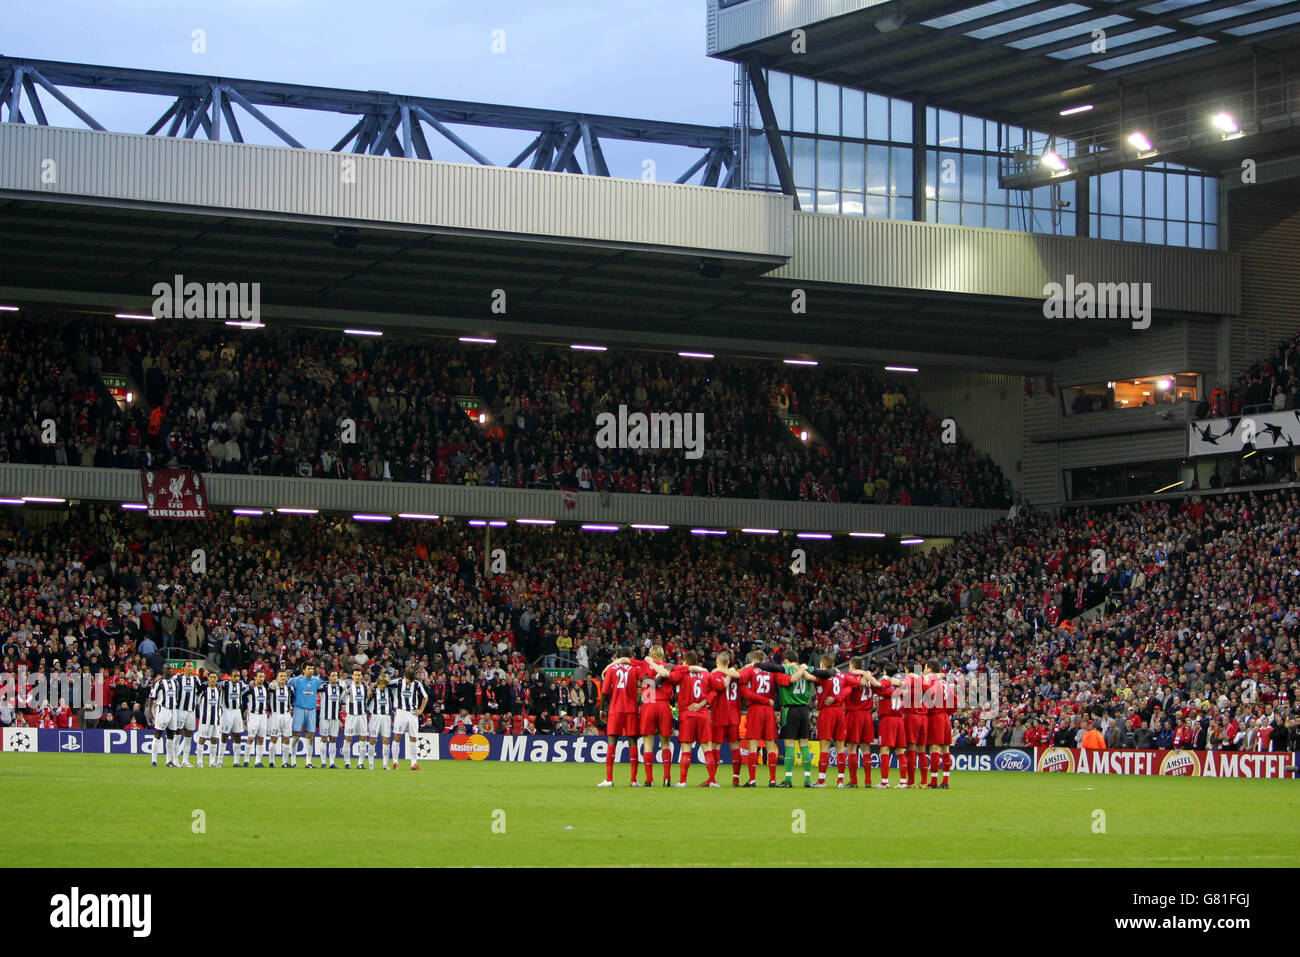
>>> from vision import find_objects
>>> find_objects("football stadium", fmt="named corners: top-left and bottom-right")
top-left (2, 0), bottom-right (1300, 896)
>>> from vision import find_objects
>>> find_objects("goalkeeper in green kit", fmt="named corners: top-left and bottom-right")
top-left (762, 650), bottom-right (815, 788)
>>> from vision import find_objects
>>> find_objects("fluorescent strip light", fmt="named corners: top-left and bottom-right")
top-left (276, 507), bottom-right (318, 515)
top-left (678, 351), bottom-right (714, 359)
top-left (884, 365), bottom-right (919, 373)
top-left (1153, 481), bottom-right (1185, 493)
top-left (468, 520), bottom-right (487, 526)
top-left (630, 523), bottom-right (669, 530)
top-left (741, 528), bottom-right (779, 535)
top-left (571, 344), bottom-right (606, 352)
top-left (115, 312), bottom-right (155, 321)
top-left (850, 531), bottom-right (886, 538)
top-left (581, 523), bottom-right (619, 531)
top-left (489, 521), bottom-right (508, 527)
top-left (784, 358), bottom-right (818, 366)
top-left (397, 513), bottom-right (439, 520)
top-left (797, 532), bottom-right (832, 540)
top-left (516, 518), bottom-right (556, 525)
top-left (900, 538), bottom-right (925, 545)
top-left (231, 508), bottom-right (264, 516)
top-left (0, 498), bottom-right (24, 505)
top-left (21, 496), bottom-right (65, 503)
top-left (1059, 104), bottom-right (1093, 116)
top-left (352, 514), bottom-right (392, 522)
top-left (225, 320), bottom-right (265, 329)
top-left (344, 328), bottom-right (382, 337)
top-left (459, 336), bottom-right (497, 344)
top-left (120, 503), bottom-right (148, 511)
top-left (691, 528), bottom-right (726, 536)
top-left (0, 305), bottom-right (19, 312)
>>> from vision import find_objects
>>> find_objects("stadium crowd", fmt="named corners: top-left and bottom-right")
top-left (1, 485), bottom-right (1296, 755)
top-left (0, 316), bottom-right (1012, 509)
top-left (1208, 326), bottom-right (1300, 417)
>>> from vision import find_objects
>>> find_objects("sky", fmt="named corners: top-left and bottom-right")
top-left (4, 0), bottom-right (740, 178)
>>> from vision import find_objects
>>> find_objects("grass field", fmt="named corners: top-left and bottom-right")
top-left (3, 753), bottom-right (1297, 867)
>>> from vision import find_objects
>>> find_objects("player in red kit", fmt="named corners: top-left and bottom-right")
top-left (598, 648), bottom-right (647, 787)
top-left (807, 656), bottom-right (861, 787)
top-left (737, 651), bottom-right (809, 787)
top-left (668, 651), bottom-right (724, 786)
top-left (872, 669), bottom-right (907, 788)
top-left (901, 666), bottom-right (929, 788)
top-left (925, 659), bottom-right (955, 789)
top-left (636, 645), bottom-right (677, 787)
top-left (842, 657), bottom-right (878, 787)
top-left (709, 652), bottom-right (744, 786)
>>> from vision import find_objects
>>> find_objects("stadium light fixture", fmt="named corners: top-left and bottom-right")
top-left (114, 312), bottom-right (155, 321)
top-left (120, 503), bottom-right (148, 511)
top-left (1040, 151), bottom-right (1068, 174)
top-left (678, 351), bottom-right (714, 359)
top-left (0, 498), bottom-right (24, 505)
top-left (1127, 131), bottom-right (1155, 154)
top-left (232, 508), bottom-right (264, 516)
top-left (352, 514), bottom-right (392, 522)
top-left (489, 521), bottom-right (508, 527)
top-left (397, 513), bottom-right (439, 520)
top-left (630, 523), bottom-right (669, 530)
top-left (799, 430), bottom-right (810, 442)
top-left (1211, 112), bottom-right (1239, 135)
top-left (468, 520), bottom-right (487, 526)
top-left (900, 538), bottom-right (925, 545)
top-left (741, 528), bottom-right (779, 535)
top-left (1059, 104), bottom-right (1093, 117)
top-left (225, 320), bottom-right (265, 330)
top-left (517, 518), bottom-right (556, 525)
top-left (22, 496), bottom-right (65, 503)
top-left (571, 343), bottom-right (606, 352)
top-left (344, 328), bottom-right (382, 337)
top-left (691, 528), bottom-right (727, 536)
top-left (276, 507), bottom-right (319, 514)
top-left (459, 336), bottom-right (497, 344)
top-left (581, 523), bottom-right (620, 531)
top-left (784, 358), bottom-right (818, 366)
top-left (884, 365), bottom-right (919, 373)
top-left (797, 532), bottom-right (833, 540)
top-left (0, 305), bottom-right (19, 312)
top-left (850, 531), bottom-right (886, 538)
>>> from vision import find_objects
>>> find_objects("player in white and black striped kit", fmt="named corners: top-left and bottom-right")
top-left (269, 670), bottom-right (295, 768)
top-left (221, 673), bottom-right (250, 767)
top-left (173, 665), bottom-right (203, 768)
top-left (148, 670), bottom-right (179, 768)
top-left (196, 673), bottom-right (224, 768)
top-left (367, 673), bottom-right (394, 770)
top-left (316, 670), bottom-right (344, 769)
top-left (342, 668), bottom-right (370, 769)
top-left (393, 669), bottom-right (428, 771)
top-left (244, 672), bottom-right (272, 767)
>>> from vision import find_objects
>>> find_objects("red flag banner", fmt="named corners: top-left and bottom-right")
top-left (139, 468), bottom-right (212, 520)
top-left (561, 487), bottom-right (577, 509)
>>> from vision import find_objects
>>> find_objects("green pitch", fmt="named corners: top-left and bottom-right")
top-left (2, 754), bottom-right (1297, 867)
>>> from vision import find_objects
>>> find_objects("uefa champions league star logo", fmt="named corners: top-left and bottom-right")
top-left (7, 729), bottom-right (35, 751)
top-left (416, 736), bottom-right (435, 760)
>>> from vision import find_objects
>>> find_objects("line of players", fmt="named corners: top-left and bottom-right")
top-left (597, 646), bottom-right (957, 788)
top-left (147, 662), bottom-right (429, 770)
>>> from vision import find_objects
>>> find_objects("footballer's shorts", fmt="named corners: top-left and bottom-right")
top-left (779, 704), bottom-right (812, 740)
top-left (745, 705), bottom-right (777, 743)
top-left (344, 714), bottom-right (369, 737)
top-left (177, 710), bottom-right (197, 733)
top-left (292, 707), bottom-right (317, 734)
top-left (844, 710), bottom-right (875, 745)
top-left (905, 713), bottom-right (928, 747)
top-left (152, 706), bottom-right (175, 732)
top-left (606, 711), bottom-right (638, 736)
top-left (817, 705), bottom-right (847, 743)
top-left (711, 721), bottom-right (739, 745)
top-left (319, 718), bottom-right (341, 738)
top-left (220, 711), bottom-right (245, 735)
top-left (678, 712), bottom-right (711, 744)
top-left (927, 714), bottom-right (953, 747)
top-left (368, 714), bottom-right (393, 739)
top-left (270, 713), bottom-right (293, 738)
top-left (198, 721), bottom-right (220, 740)
top-left (639, 701), bottom-right (673, 738)
top-left (877, 715), bottom-right (906, 749)
top-left (246, 713), bottom-right (268, 738)
top-left (393, 710), bottom-right (419, 738)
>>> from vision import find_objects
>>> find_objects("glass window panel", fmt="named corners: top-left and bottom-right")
top-left (1144, 170), bottom-right (1165, 218)
top-left (1100, 214), bottom-right (1121, 239)
top-left (1166, 173), bottom-right (1187, 220)
top-left (892, 146), bottom-right (913, 196)
top-left (768, 72), bottom-right (791, 130)
top-left (842, 192), bottom-right (865, 216)
top-left (963, 153), bottom-right (984, 203)
top-left (1187, 223), bottom-right (1202, 247)
top-left (868, 144), bottom-right (890, 194)
top-left (843, 142), bottom-right (865, 193)
top-left (818, 139), bottom-right (840, 190)
top-left (985, 205), bottom-right (1009, 230)
top-left (1005, 124), bottom-right (1025, 151)
top-left (792, 76), bottom-right (816, 133)
top-left (937, 151), bottom-right (960, 200)
top-left (842, 88), bottom-right (864, 139)
top-left (1099, 172), bottom-right (1121, 215)
top-left (1122, 169), bottom-right (1144, 215)
top-left (817, 82), bottom-right (840, 136)
top-left (891, 98), bottom-right (913, 143)
top-left (926, 150), bottom-right (937, 201)
top-left (890, 195), bottom-right (912, 220)
top-left (1204, 224), bottom-right (1218, 249)
top-left (796, 188), bottom-right (814, 210)
top-left (867, 194), bottom-right (889, 218)
top-left (1059, 212), bottom-right (1076, 235)
top-left (939, 201), bottom-right (961, 224)
top-left (1145, 219), bottom-right (1164, 245)
top-left (1166, 220), bottom-right (1187, 246)
top-left (1123, 216), bottom-right (1143, 242)
top-left (1204, 177), bottom-right (1219, 219)
top-left (926, 199), bottom-right (938, 222)
top-left (867, 93), bottom-right (891, 141)
top-left (1188, 177), bottom-right (1203, 220)
top-left (926, 106), bottom-right (938, 146)
top-left (938, 110), bottom-right (961, 147)
top-left (986, 119), bottom-right (1001, 151)
top-left (987, 159), bottom-right (1006, 206)
top-left (793, 136), bottom-right (816, 187)
top-left (962, 202), bottom-right (985, 226)
top-left (816, 190), bottom-right (840, 213)
top-left (963, 114), bottom-right (985, 151)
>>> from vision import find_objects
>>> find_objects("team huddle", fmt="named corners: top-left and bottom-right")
top-left (147, 663), bottom-right (429, 770)
top-left (598, 647), bottom-right (957, 789)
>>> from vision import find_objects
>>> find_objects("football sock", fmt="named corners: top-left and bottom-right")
top-left (662, 746), bottom-right (672, 784)
top-left (327, 741), bottom-right (337, 765)
top-left (767, 747), bottom-right (778, 783)
top-left (604, 746), bottom-right (615, 782)
top-left (863, 750), bottom-right (873, 786)
top-left (920, 751), bottom-right (930, 786)
top-left (731, 749), bottom-right (741, 782)
top-left (817, 750), bottom-right (830, 783)
top-left (801, 746), bottom-right (814, 784)
top-left (746, 749), bottom-right (757, 782)
top-left (943, 752), bottom-right (952, 784)
top-left (679, 751), bottom-right (691, 784)
top-left (705, 750), bottom-right (718, 782)
top-left (847, 752), bottom-right (859, 786)
top-left (643, 750), bottom-right (655, 779)
top-left (630, 748), bottom-right (640, 783)
top-left (783, 744), bottom-right (795, 780)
